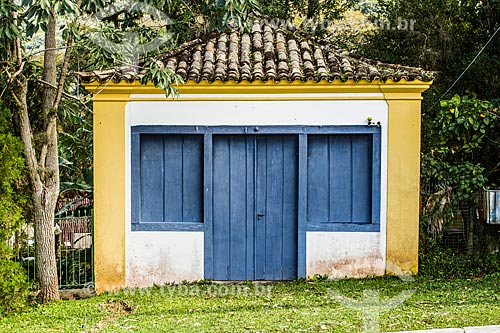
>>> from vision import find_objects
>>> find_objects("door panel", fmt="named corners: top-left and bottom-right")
top-left (212, 135), bottom-right (254, 280)
top-left (212, 135), bottom-right (298, 280)
top-left (255, 136), bottom-right (298, 280)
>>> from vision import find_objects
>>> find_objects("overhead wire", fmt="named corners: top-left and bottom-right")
top-left (428, 25), bottom-right (500, 112)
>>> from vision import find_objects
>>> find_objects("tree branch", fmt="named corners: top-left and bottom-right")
top-left (11, 76), bottom-right (42, 192)
top-left (8, 3), bottom-right (41, 190)
top-left (11, 61), bottom-right (26, 79)
top-left (53, 38), bottom-right (73, 110)
top-left (12, 11), bottom-right (22, 67)
top-left (39, 143), bottom-right (48, 172)
top-left (27, 46), bottom-right (71, 58)
top-left (0, 61), bottom-right (26, 100)
top-left (39, 13), bottom-right (58, 172)
top-left (37, 79), bottom-right (92, 107)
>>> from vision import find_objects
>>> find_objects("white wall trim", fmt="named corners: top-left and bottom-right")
top-left (129, 93), bottom-right (384, 100)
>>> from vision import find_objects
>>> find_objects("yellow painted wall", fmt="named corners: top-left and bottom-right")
top-left (93, 97), bottom-right (128, 293)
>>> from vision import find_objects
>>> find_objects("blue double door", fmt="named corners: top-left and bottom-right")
top-left (211, 134), bottom-right (299, 280)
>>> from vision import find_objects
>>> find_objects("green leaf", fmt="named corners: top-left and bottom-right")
top-left (450, 94), bottom-right (461, 105)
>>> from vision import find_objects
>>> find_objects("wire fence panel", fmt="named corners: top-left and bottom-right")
top-left (55, 209), bottom-right (93, 289)
top-left (14, 209), bottom-right (94, 290)
top-left (421, 179), bottom-right (500, 256)
top-left (421, 179), bottom-right (472, 252)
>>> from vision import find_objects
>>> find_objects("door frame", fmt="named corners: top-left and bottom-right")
top-left (131, 125), bottom-right (381, 280)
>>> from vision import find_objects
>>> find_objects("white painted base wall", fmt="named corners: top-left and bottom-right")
top-left (306, 232), bottom-right (385, 278)
top-left (126, 232), bottom-right (204, 287)
top-left (126, 231), bottom-right (385, 286)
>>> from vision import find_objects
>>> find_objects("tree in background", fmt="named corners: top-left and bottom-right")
top-left (357, 1), bottom-right (500, 186)
top-left (258, 0), bottom-right (356, 20)
top-left (0, 106), bottom-right (26, 259)
top-left (360, 0), bottom-right (500, 102)
top-left (1, 0), bottom-right (262, 302)
top-left (356, 1), bottom-right (500, 262)
top-left (423, 95), bottom-right (500, 198)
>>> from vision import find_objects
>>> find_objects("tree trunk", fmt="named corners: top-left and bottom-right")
top-left (34, 195), bottom-right (59, 301)
top-left (42, 15), bottom-right (57, 115)
top-left (307, 0), bottom-right (320, 18)
top-left (12, 70), bottom-right (60, 302)
top-left (35, 11), bottom-right (60, 303)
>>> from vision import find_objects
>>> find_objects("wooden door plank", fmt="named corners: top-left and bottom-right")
top-left (282, 135), bottom-right (299, 280)
top-left (329, 135), bottom-right (353, 222)
top-left (164, 136), bottom-right (183, 221)
top-left (297, 134), bottom-right (307, 278)
top-left (245, 136), bottom-right (256, 280)
top-left (140, 135), bottom-right (164, 222)
top-left (181, 135), bottom-right (204, 222)
top-left (352, 135), bottom-right (372, 223)
top-left (254, 136), bottom-right (267, 280)
top-left (264, 135), bottom-right (285, 280)
top-left (212, 136), bottom-right (231, 280)
top-left (203, 134), bottom-right (214, 278)
top-left (307, 136), bottom-right (329, 222)
top-left (229, 136), bottom-right (249, 280)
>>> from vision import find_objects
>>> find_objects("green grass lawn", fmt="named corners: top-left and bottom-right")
top-left (1, 274), bottom-right (499, 333)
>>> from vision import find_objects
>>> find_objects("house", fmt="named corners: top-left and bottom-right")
top-left (78, 20), bottom-right (434, 292)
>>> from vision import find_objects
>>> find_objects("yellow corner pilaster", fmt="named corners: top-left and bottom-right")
top-left (383, 91), bottom-right (426, 275)
top-left (93, 95), bottom-right (129, 293)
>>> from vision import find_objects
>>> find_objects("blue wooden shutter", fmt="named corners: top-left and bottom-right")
top-left (307, 134), bottom-right (374, 225)
top-left (139, 134), bottom-right (203, 223)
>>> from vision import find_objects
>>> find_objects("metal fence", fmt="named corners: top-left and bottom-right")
top-left (420, 180), bottom-right (500, 255)
top-left (420, 180), bottom-right (470, 252)
top-left (15, 209), bottom-right (94, 290)
top-left (56, 209), bottom-right (93, 289)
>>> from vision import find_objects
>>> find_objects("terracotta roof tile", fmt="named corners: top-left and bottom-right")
top-left (76, 19), bottom-right (435, 84)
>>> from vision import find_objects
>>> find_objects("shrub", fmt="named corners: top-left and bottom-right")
top-left (419, 94), bottom-right (500, 277)
top-left (0, 259), bottom-right (29, 316)
top-left (0, 105), bottom-right (30, 314)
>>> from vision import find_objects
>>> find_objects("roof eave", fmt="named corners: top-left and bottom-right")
top-left (84, 78), bottom-right (432, 100)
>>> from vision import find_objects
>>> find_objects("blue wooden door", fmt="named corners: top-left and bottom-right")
top-left (212, 135), bottom-right (298, 280)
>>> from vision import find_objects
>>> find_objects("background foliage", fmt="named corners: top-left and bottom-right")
top-left (0, 105), bottom-right (30, 315)
top-left (354, 1), bottom-right (499, 270)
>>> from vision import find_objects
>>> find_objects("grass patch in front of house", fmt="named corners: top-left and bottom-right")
top-left (1, 274), bottom-right (499, 333)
